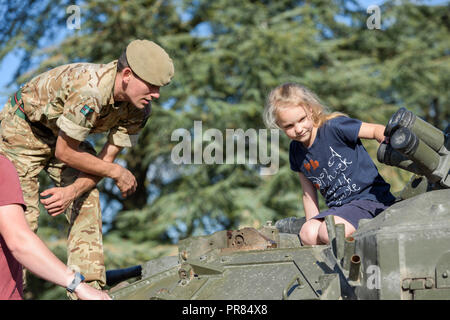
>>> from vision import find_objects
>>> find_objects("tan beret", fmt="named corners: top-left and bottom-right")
top-left (126, 39), bottom-right (174, 86)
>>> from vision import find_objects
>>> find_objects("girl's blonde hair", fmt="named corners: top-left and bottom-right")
top-left (263, 83), bottom-right (346, 129)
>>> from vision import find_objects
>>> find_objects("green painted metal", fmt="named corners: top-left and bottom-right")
top-left (108, 108), bottom-right (450, 300)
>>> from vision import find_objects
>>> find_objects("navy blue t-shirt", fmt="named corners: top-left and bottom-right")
top-left (289, 116), bottom-right (395, 208)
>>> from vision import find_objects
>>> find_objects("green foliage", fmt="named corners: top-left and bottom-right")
top-left (0, 0), bottom-right (448, 299)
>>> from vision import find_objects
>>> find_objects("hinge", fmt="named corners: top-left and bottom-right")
top-left (401, 277), bottom-right (434, 291)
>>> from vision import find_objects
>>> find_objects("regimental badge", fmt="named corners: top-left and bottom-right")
top-left (80, 105), bottom-right (94, 117)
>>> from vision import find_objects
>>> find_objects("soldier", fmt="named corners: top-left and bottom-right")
top-left (0, 39), bottom-right (174, 298)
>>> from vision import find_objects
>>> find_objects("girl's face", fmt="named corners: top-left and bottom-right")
top-left (277, 105), bottom-right (317, 147)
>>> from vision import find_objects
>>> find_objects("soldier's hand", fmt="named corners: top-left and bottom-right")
top-left (40, 185), bottom-right (77, 216)
top-left (112, 164), bottom-right (137, 197)
top-left (75, 283), bottom-right (112, 300)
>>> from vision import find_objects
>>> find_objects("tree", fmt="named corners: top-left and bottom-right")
top-left (0, 0), bottom-right (447, 299)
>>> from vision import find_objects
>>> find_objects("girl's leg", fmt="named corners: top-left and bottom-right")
top-left (317, 215), bottom-right (355, 244)
top-left (299, 219), bottom-right (324, 245)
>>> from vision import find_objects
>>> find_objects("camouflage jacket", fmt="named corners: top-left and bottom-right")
top-left (18, 60), bottom-right (150, 148)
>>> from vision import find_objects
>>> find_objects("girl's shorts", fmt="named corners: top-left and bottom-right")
top-left (312, 199), bottom-right (391, 229)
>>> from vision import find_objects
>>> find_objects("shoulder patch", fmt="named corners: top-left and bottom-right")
top-left (80, 105), bottom-right (94, 117)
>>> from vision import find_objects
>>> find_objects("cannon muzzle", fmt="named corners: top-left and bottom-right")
top-left (390, 127), bottom-right (441, 175)
top-left (378, 108), bottom-right (449, 188)
top-left (377, 142), bottom-right (422, 175)
top-left (385, 107), bottom-right (446, 152)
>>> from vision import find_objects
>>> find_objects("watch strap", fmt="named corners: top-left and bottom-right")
top-left (66, 272), bottom-right (85, 293)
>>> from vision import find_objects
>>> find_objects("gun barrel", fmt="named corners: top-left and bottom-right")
top-left (377, 142), bottom-right (422, 175)
top-left (106, 265), bottom-right (142, 287)
top-left (385, 107), bottom-right (445, 152)
top-left (390, 127), bottom-right (441, 175)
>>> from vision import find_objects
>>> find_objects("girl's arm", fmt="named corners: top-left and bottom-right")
top-left (298, 172), bottom-right (320, 220)
top-left (358, 122), bottom-right (386, 143)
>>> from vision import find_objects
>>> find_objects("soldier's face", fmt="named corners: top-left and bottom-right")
top-left (123, 69), bottom-right (160, 109)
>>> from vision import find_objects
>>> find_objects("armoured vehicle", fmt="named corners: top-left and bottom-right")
top-left (107, 108), bottom-right (450, 300)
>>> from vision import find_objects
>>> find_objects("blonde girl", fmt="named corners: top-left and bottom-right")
top-left (264, 83), bottom-right (395, 245)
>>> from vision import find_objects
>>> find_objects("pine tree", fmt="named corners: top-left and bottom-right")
top-left (0, 0), bottom-right (447, 299)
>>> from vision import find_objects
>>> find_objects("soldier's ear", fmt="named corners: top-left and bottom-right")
top-left (121, 67), bottom-right (133, 84)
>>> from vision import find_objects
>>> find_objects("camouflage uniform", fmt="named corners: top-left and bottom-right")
top-left (0, 61), bottom-right (150, 294)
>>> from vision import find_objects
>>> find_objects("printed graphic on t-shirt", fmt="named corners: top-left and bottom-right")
top-left (303, 159), bottom-right (319, 172)
top-left (305, 146), bottom-right (360, 206)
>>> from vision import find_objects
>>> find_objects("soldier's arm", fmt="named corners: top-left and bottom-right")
top-left (71, 142), bottom-right (124, 197)
top-left (42, 131), bottom-right (137, 216)
top-left (55, 131), bottom-right (119, 178)
top-left (55, 130), bottom-right (137, 196)
top-left (41, 141), bottom-right (123, 213)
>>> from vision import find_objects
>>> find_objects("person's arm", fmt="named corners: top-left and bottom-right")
top-left (0, 204), bottom-right (111, 300)
top-left (298, 172), bottom-right (320, 220)
top-left (358, 122), bottom-right (386, 144)
top-left (55, 130), bottom-right (122, 181)
top-left (55, 130), bottom-right (137, 197)
top-left (41, 140), bottom-right (131, 216)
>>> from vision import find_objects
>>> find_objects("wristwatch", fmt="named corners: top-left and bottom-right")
top-left (66, 272), bottom-right (85, 293)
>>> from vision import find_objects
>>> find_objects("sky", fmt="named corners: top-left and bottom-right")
top-left (0, 0), bottom-right (448, 107)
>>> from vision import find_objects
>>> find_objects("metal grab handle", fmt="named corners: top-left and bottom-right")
top-left (282, 276), bottom-right (305, 300)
